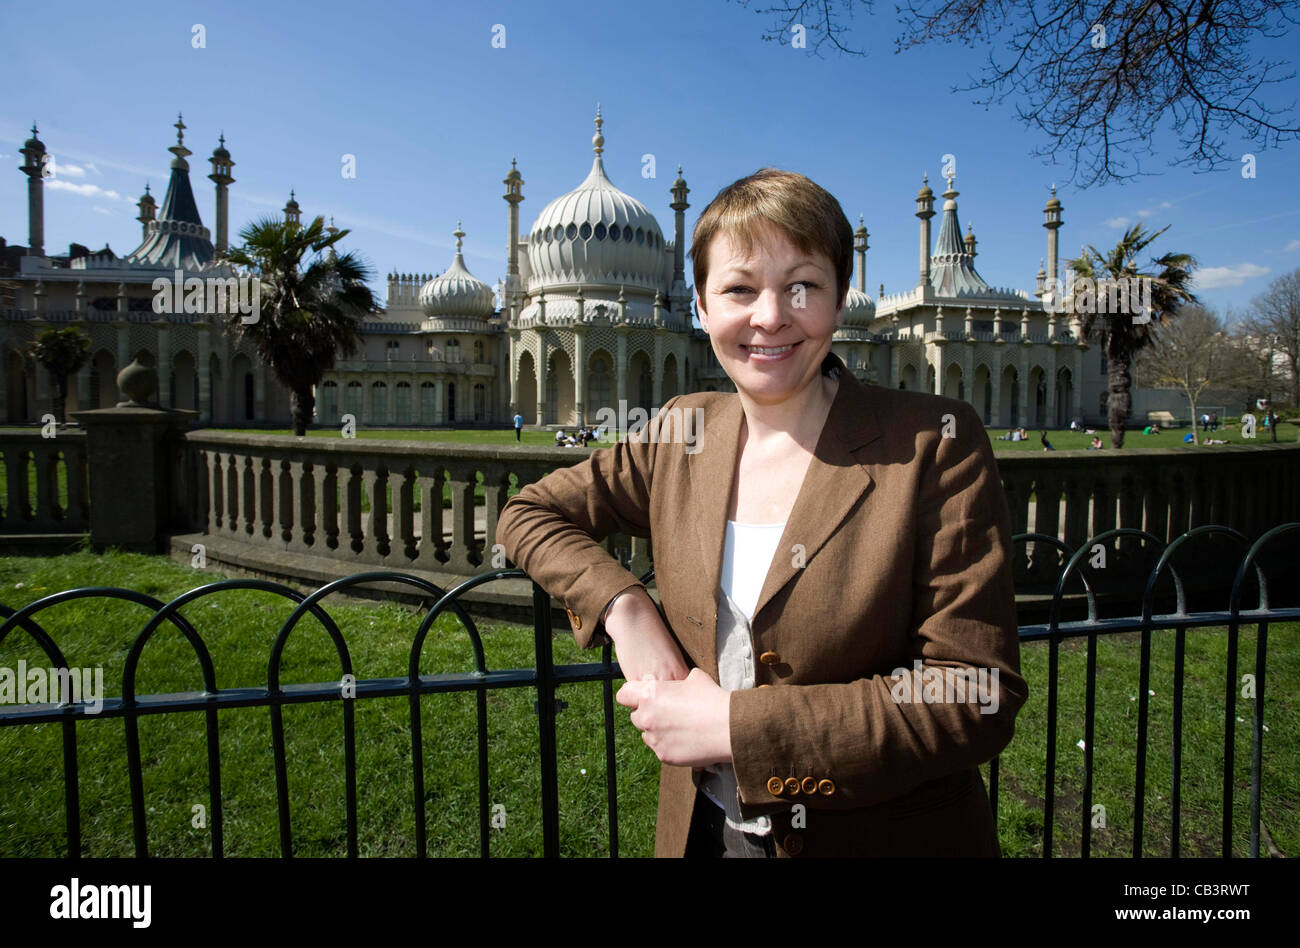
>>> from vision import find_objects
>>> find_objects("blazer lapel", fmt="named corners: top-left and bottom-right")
top-left (751, 368), bottom-right (880, 623)
top-left (682, 364), bottom-right (883, 659)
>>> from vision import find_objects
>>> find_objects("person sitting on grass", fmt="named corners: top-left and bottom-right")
top-left (1040, 431), bottom-right (1055, 451)
top-left (1088, 436), bottom-right (1103, 450)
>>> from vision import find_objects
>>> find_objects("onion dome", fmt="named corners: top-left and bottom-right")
top-left (526, 104), bottom-right (666, 293)
top-left (420, 222), bottom-right (496, 319)
top-left (840, 285), bottom-right (876, 326)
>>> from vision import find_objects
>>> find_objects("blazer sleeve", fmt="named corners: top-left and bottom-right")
top-left (495, 397), bottom-right (684, 649)
top-left (728, 399), bottom-right (1028, 813)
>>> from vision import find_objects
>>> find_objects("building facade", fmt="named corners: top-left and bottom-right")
top-left (2, 107), bottom-right (1182, 430)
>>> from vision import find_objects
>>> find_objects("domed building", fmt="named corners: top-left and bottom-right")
top-left (3, 106), bottom-right (1186, 431)
top-left (502, 104), bottom-right (696, 426)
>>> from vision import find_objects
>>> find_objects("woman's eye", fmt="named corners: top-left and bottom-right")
top-left (724, 286), bottom-right (753, 295)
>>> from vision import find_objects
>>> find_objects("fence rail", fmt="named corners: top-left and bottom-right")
top-left (1, 524), bottom-right (1297, 858)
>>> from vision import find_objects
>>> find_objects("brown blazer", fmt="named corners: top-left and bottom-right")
top-left (496, 354), bottom-right (1027, 857)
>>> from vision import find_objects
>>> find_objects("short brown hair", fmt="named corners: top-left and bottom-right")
top-left (690, 167), bottom-right (853, 314)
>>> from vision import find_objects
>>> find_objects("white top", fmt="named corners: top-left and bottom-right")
top-left (699, 519), bottom-right (787, 836)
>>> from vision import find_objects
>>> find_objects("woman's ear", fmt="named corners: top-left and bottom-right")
top-left (695, 292), bottom-right (708, 332)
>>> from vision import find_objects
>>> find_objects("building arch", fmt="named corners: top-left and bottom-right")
top-left (587, 348), bottom-right (614, 417)
top-left (171, 350), bottom-right (198, 411)
top-left (662, 352), bottom-right (680, 401)
top-left (515, 350), bottom-right (537, 422)
top-left (1055, 367), bottom-right (1074, 427)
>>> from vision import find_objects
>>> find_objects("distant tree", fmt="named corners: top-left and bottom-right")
top-left (28, 326), bottom-right (92, 424)
top-left (1067, 223), bottom-right (1198, 448)
top-left (1137, 305), bottom-right (1254, 444)
top-left (1243, 268), bottom-right (1300, 407)
top-left (734, 0), bottom-right (1300, 185)
top-left (224, 216), bottom-right (380, 436)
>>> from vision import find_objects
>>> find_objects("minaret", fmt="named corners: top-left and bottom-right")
top-left (19, 124), bottom-right (47, 257)
top-left (964, 223), bottom-right (977, 259)
top-left (284, 189), bottom-right (301, 228)
top-left (1043, 184), bottom-right (1063, 291)
top-left (502, 156), bottom-right (524, 315)
top-left (136, 184), bottom-right (156, 242)
top-left (208, 133), bottom-right (235, 254)
top-left (854, 214), bottom-right (869, 292)
top-left (915, 174), bottom-right (935, 287)
top-left (670, 164), bottom-right (690, 305)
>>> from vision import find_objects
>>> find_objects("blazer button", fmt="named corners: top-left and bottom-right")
top-left (766, 776), bottom-right (785, 797)
top-left (783, 777), bottom-right (801, 796)
top-left (817, 778), bottom-right (836, 796)
top-left (783, 833), bottom-right (804, 856)
top-left (800, 776), bottom-right (818, 796)
top-left (565, 608), bottom-right (582, 631)
top-left (759, 651), bottom-right (781, 665)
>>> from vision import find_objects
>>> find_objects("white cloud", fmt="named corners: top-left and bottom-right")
top-left (1285, 239), bottom-right (1300, 252)
top-left (45, 179), bottom-right (128, 202)
top-left (1104, 216), bottom-right (1131, 228)
top-left (1194, 263), bottom-right (1270, 289)
top-left (1136, 201), bottom-right (1174, 219)
top-left (92, 206), bottom-right (113, 216)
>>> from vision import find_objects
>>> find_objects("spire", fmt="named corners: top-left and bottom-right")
top-left (925, 173), bottom-right (1004, 297)
top-left (454, 220), bottom-right (465, 256)
top-left (593, 102), bottom-right (604, 156)
top-left (169, 112), bottom-right (191, 169)
top-left (124, 115), bottom-right (213, 268)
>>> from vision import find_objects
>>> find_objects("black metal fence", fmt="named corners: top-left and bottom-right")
top-left (1, 523), bottom-right (1297, 858)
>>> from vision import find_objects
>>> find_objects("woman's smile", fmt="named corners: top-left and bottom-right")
top-left (742, 341), bottom-right (799, 360)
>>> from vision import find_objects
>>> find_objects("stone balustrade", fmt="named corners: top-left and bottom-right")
top-left (5, 421), bottom-right (1296, 593)
top-left (174, 432), bottom-right (653, 577)
top-left (0, 430), bottom-right (89, 532)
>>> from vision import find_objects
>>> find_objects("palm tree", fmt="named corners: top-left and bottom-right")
top-left (28, 326), bottom-right (92, 423)
top-left (224, 215), bottom-right (380, 436)
top-left (1067, 224), bottom-right (1198, 448)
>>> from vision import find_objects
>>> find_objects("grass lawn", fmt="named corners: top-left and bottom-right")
top-left (1, 549), bottom-right (1295, 857)
top-left (988, 422), bottom-right (1298, 453)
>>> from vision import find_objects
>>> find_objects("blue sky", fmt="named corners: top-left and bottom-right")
top-left (3, 0), bottom-right (1298, 320)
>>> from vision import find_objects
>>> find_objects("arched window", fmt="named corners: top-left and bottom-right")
top-left (446, 338), bottom-right (461, 363)
top-left (473, 340), bottom-right (484, 363)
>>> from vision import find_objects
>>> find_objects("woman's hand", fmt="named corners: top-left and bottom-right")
top-left (616, 668), bottom-right (733, 768)
top-left (604, 587), bottom-right (689, 684)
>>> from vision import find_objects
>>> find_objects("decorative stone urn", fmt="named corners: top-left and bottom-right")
top-left (116, 352), bottom-right (159, 407)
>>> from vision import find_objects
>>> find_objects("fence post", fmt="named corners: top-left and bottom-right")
top-left (532, 580), bottom-right (561, 857)
top-left (70, 354), bottom-right (195, 553)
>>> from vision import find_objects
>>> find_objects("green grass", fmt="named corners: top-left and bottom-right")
top-left (2, 549), bottom-right (1295, 857)
top-left (988, 422), bottom-right (1298, 452)
top-left (0, 548), bottom-right (657, 857)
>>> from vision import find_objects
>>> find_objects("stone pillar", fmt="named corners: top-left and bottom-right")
top-left (574, 330), bottom-right (586, 426)
top-left (652, 332), bottom-right (664, 409)
top-left (615, 330), bottom-right (628, 408)
top-left (1045, 351), bottom-right (1058, 427)
top-left (962, 345), bottom-right (974, 410)
top-left (507, 331), bottom-right (518, 413)
top-left (197, 322), bottom-right (212, 422)
top-left (989, 353), bottom-right (1002, 426)
top-left (156, 320), bottom-right (170, 407)
top-left (1018, 347), bottom-right (1030, 427)
top-left (71, 357), bottom-right (196, 553)
top-left (536, 337), bottom-right (550, 426)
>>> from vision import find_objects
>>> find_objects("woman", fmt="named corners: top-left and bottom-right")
top-left (496, 168), bottom-right (1026, 858)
